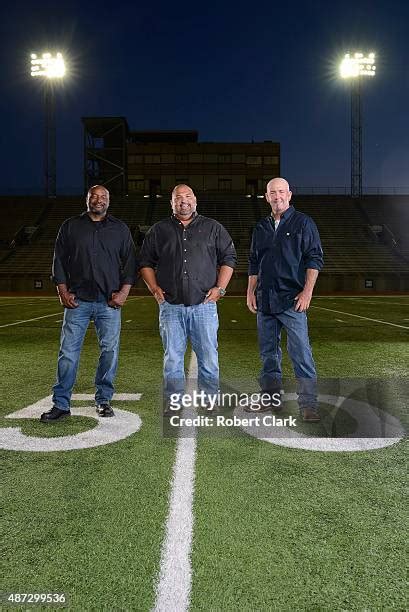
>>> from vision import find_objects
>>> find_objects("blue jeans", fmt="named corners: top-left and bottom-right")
top-left (257, 307), bottom-right (317, 409)
top-left (159, 301), bottom-right (219, 399)
top-left (52, 299), bottom-right (121, 411)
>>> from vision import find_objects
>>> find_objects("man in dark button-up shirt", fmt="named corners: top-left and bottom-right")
top-left (52, 211), bottom-right (136, 302)
top-left (40, 185), bottom-right (137, 422)
top-left (247, 177), bottom-right (323, 422)
top-left (139, 184), bottom-right (236, 412)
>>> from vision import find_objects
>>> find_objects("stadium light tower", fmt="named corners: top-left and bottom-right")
top-left (340, 52), bottom-right (376, 199)
top-left (30, 52), bottom-right (66, 198)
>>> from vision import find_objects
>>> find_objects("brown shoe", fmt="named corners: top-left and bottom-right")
top-left (302, 408), bottom-right (321, 422)
top-left (243, 391), bottom-right (283, 413)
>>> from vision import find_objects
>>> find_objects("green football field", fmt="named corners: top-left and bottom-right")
top-left (1, 295), bottom-right (408, 611)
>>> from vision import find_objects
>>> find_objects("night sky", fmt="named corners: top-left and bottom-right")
top-left (1, 0), bottom-right (408, 194)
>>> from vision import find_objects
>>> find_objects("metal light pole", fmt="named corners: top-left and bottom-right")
top-left (340, 52), bottom-right (376, 199)
top-left (30, 52), bottom-right (65, 198)
top-left (350, 77), bottom-right (362, 199)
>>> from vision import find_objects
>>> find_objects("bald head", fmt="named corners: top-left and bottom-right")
top-left (87, 184), bottom-right (109, 199)
top-left (171, 183), bottom-right (193, 198)
top-left (265, 177), bottom-right (292, 220)
top-left (266, 177), bottom-right (290, 193)
top-left (171, 184), bottom-right (197, 221)
top-left (86, 184), bottom-right (110, 219)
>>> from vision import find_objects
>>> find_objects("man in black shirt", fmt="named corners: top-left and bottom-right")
top-left (247, 177), bottom-right (323, 422)
top-left (139, 184), bottom-right (236, 410)
top-left (40, 185), bottom-right (137, 422)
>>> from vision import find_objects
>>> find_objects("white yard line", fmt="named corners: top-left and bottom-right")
top-left (0, 312), bottom-right (62, 328)
top-left (311, 306), bottom-right (409, 330)
top-left (154, 352), bottom-right (198, 612)
top-left (342, 300), bottom-right (409, 306)
top-left (314, 296), bottom-right (409, 299)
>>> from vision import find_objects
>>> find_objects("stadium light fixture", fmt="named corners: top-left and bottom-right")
top-left (340, 52), bottom-right (376, 79)
top-left (30, 52), bottom-right (66, 79)
top-left (340, 51), bottom-right (377, 199)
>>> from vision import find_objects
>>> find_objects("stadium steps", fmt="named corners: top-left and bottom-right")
top-left (0, 196), bottom-right (152, 275)
top-left (0, 197), bottom-right (46, 244)
top-left (0, 194), bottom-right (407, 277)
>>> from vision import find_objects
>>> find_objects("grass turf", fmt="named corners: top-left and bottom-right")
top-left (1, 295), bottom-right (408, 610)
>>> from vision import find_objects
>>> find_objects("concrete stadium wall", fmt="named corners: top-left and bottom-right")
top-left (1, 273), bottom-right (408, 294)
top-left (0, 275), bottom-right (56, 293)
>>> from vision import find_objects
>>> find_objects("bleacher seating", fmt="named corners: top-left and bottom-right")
top-left (292, 195), bottom-right (408, 275)
top-left (0, 193), bottom-right (408, 285)
top-left (0, 196), bottom-right (149, 276)
top-left (0, 197), bottom-right (47, 252)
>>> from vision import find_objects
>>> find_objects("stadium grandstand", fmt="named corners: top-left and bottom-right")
top-left (0, 121), bottom-right (408, 294)
top-left (0, 192), bottom-right (408, 293)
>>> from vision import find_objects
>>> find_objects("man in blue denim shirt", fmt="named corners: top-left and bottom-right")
top-left (247, 178), bottom-right (323, 422)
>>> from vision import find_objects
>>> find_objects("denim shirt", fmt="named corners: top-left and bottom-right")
top-left (248, 206), bottom-right (324, 314)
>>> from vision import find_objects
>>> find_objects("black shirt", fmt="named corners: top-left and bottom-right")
top-left (249, 206), bottom-right (324, 313)
top-left (139, 214), bottom-right (237, 305)
top-left (52, 212), bottom-right (137, 301)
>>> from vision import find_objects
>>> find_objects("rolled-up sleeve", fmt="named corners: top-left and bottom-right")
top-left (248, 229), bottom-right (259, 275)
top-left (120, 227), bottom-right (138, 285)
top-left (216, 225), bottom-right (237, 268)
top-left (302, 219), bottom-right (324, 271)
top-left (51, 222), bottom-right (69, 284)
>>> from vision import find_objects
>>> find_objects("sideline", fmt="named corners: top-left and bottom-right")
top-left (311, 305), bottom-right (409, 330)
top-left (0, 297), bottom-right (145, 328)
top-left (0, 312), bottom-right (61, 328)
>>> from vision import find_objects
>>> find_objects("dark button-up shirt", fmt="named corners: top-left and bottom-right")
top-left (139, 214), bottom-right (237, 305)
top-left (52, 212), bottom-right (137, 301)
top-left (249, 206), bottom-right (323, 313)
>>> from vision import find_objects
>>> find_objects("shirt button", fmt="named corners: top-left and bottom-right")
top-left (184, 259), bottom-right (186, 262)
top-left (184, 249), bottom-right (187, 252)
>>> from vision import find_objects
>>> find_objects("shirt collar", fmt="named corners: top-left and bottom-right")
top-left (172, 211), bottom-right (199, 226)
top-left (270, 205), bottom-right (295, 224)
top-left (82, 211), bottom-right (111, 224)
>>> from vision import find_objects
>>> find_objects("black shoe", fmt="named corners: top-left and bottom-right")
top-left (163, 403), bottom-right (180, 417)
top-left (96, 403), bottom-right (115, 417)
top-left (40, 406), bottom-right (71, 422)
